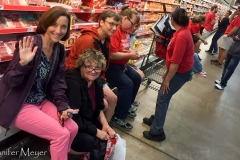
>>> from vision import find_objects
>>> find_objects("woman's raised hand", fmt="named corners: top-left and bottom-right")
top-left (19, 36), bottom-right (38, 66)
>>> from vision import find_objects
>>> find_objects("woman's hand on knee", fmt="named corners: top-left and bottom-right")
top-left (96, 129), bottom-right (109, 140)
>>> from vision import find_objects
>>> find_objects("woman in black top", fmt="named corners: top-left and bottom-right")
top-left (65, 49), bottom-right (115, 154)
top-left (206, 10), bottom-right (232, 54)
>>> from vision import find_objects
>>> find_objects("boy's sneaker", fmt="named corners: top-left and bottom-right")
top-left (215, 80), bottom-right (221, 85)
top-left (197, 71), bottom-right (206, 77)
top-left (111, 117), bottom-right (133, 131)
top-left (128, 110), bottom-right (137, 118)
top-left (129, 106), bottom-right (137, 112)
top-left (215, 84), bottom-right (225, 90)
top-left (132, 100), bottom-right (140, 106)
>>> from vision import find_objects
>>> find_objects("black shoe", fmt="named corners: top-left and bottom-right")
top-left (128, 109), bottom-right (137, 118)
top-left (198, 55), bottom-right (202, 61)
top-left (143, 131), bottom-right (166, 142)
top-left (143, 115), bottom-right (154, 126)
top-left (205, 50), bottom-right (211, 53)
top-left (111, 117), bottom-right (133, 131)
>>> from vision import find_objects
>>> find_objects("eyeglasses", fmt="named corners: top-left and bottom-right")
top-left (104, 21), bottom-right (119, 28)
top-left (127, 17), bottom-right (134, 26)
top-left (83, 63), bottom-right (102, 73)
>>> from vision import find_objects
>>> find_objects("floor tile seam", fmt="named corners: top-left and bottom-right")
top-left (121, 130), bottom-right (179, 160)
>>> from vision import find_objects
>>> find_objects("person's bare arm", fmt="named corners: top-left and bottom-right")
top-left (196, 33), bottom-right (208, 44)
top-left (227, 26), bottom-right (239, 37)
top-left (110, 51), bottom-right (139, 60)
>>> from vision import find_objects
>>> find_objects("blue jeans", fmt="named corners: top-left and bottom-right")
top-left (150, 69), bottom-right (192, 135)
top-left (105, 64), bottom-right (142, 119)
top-left (208, 32), bottom-right (224, 53)
top-left (192, 53), bottom-right (203, 73)
top-left (220, 53), bottom-right (240, 87)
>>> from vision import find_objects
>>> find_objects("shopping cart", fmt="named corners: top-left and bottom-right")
top-left (139, 35), bottom-right (167, 91)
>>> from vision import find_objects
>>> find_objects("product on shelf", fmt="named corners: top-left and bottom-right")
top-left (5, 41), bottom-right (17, 53)
top-left (0, 0), bottom-right (28, 5)
top-left (2, 14), bottom-right (24, 28)
top-left (28, 0), bottom-right (44, 6)
top-left (19, 14), bottom-right (38, 27)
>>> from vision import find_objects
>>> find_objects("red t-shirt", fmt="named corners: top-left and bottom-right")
top-left (225, 16), bottom-right (240, 34)
top-left (203, 12), bottom-right (215, 32)
top-left (166, 27), bottom-right (194, 73)
top-left (110, 26), bottom-right (131, 65)
top-left (188, 20), bottom-right (201, 34)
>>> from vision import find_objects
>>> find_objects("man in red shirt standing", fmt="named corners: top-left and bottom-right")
top-left (202, 5), bottom-right (218, 37)
top-left (211, 7), bottom-right (240, 67)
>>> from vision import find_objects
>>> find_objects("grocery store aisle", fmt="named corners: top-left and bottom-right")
top-left (5, 34), bottom-right (240, 160)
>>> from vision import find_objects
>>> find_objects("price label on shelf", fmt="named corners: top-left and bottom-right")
top-left (92, 10), bottom-right (95, 13)
top-left (74, 25), bottom-right (79, 29)
top-left (27, 27), bottom-right (34, 32)
top-left (93, 24), bottom-right (97, 27)
top-left (0, 5), bottom-right (4, 10)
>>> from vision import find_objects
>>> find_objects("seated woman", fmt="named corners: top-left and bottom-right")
top-left (65, 49), bottom-right (116, 155)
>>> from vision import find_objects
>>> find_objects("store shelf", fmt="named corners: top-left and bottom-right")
top-left (0, 56), bottom-right (13, 63)
top-left (136, 31), bottom-right (153, 36)
top-left (138, 9), bottom-right (172, 12)
top-left (0, 22), bottom-right (99, 34)
top-left (72, 22), bottom-right (99, 29)
top-left (128, 0), bottom-right (141, 2)
top-left (145, 0), bottom-right (180, 6)
top-left (141, 19), bottom-right (158, 23)
top-left (0, 4), bottom-right (120, 13)
top-left (0, 27), bottom-right (37, 34)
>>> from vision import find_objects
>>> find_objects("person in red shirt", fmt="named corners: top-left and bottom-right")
top-left (143, 8), bottom-right (194, 142)
top-left (211, 7), bottom-right (240, 67)
top-left (203, 5), bottom-right (218, 37)
top-left (188, 15), bottom-right (207, 54)
top-left (105, 5), bottom-right (141, 130)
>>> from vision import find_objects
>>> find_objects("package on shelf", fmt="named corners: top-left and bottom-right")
top-left (1, 14), bottom-right (25, 28)
top-left (0, 41), bottom-right (14, 59)
top-left (63, 30), bottom-right (82, 47)
top-left (5, 40), bottom-right (17, 54)
top-left (27, 0), bottom-right (44, 6)
top-left (0, 0), bottom-right (28, 5)
top-left (19, 14), bottom-right (38, 27)
top-left (0, 15), bottom-right (8, 29)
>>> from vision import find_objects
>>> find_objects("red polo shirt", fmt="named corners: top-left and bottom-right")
top-left (166, 27), bottom-right (194, 73)
top-left (203, 12), bottom-right (215, 32)
top-left (110, 26), bottom-right (131, 65)
top-left (225, 16), bottom-right (240, 34)
top-left (188, 20), bottom-right (201, 34)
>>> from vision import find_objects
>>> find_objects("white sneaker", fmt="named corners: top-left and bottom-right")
top-left (202, 70), bottom-right (207, 75)
top-left (215, 80), bottom-right (221, 85)
top-left (215, 84), bottom-right (225, 90)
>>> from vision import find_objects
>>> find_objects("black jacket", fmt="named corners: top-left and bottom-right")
top-left (65, 68), bottom-right (105, 136)
top-left (217, 17), bottom-right (230, 33)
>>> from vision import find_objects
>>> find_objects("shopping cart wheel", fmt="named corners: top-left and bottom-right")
top-left (147, 79), bottom-right (151, 85)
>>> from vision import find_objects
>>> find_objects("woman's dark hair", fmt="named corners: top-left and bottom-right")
top-left (36, 6), bottom-right (71, 41)
top-left (120, 5), bottom-right (140, 24)
top-left (99, 10), bottom-right (120, 22)
top-left (171, 8), bottom-right (189, 27)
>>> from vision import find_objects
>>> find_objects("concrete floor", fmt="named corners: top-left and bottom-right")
top-left (5, 34), bottom-right (240, 160)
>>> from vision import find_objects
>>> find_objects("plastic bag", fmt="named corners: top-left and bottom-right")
top-left (109, 134), bottom-right (126, 160)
